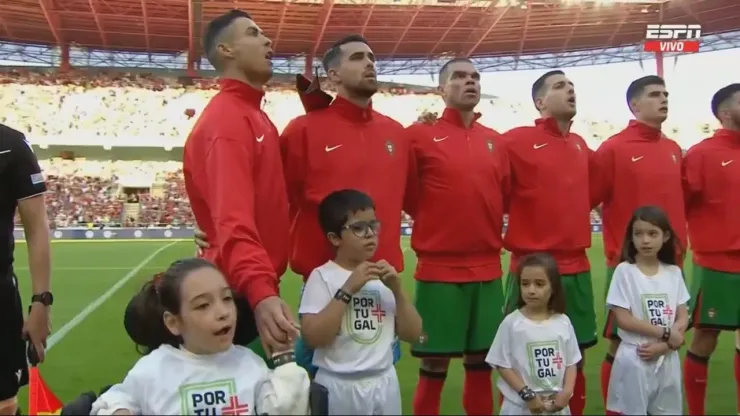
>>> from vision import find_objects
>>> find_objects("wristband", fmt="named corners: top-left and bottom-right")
top-left (518, 386), bottom-right (536, 402)
top-left (271, 350), bottom-right (296, 367)
top-left (661, 326), bottom-right (671, 342)
top-left (334, 289), bottom-right (352, 304)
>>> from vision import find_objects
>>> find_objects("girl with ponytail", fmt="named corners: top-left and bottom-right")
top-left (91, 258), bottom-right (310, 415)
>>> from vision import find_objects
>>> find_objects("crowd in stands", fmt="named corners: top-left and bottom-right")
top-left (5, 69), bottom-right (705, 228)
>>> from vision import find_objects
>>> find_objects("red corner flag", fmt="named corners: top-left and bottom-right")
top-left (28, 367), bottom-right (63, 415)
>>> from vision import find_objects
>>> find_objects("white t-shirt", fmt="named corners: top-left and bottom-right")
top-left (299, 261), bottom-right (396, 374)
top-left (606, 261), bottom-right (690, 346)
top-left (486, 310), bottom-right (582, 405)
top-left (90, 344), bottom-right (310, 415)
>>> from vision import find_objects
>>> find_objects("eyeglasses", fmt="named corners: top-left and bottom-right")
top-left (343, 220), bottom-right (381, 238)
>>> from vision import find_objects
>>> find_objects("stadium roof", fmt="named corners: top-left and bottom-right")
top-left (0, 0), bottom-right (739, 74)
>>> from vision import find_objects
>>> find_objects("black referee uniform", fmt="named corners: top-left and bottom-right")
top-left (0, 124), bottom-right (47, 401)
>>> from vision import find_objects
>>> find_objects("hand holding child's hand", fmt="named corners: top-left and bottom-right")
top-left (637, 342), bottom-right (670, 361)
top-left (375, 260), bottom-right (401, 292)
top-left (342, 262), bottom-right (381, 294)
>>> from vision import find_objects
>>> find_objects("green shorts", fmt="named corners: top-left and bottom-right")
top-left (689, 262), bottom-right (740, 330)
top-left (411, 279), bottom-right (505, 357)
top-left (602, 266), bottom-right (620, 340)
top-left (504, 271), bottom-right (597, 349)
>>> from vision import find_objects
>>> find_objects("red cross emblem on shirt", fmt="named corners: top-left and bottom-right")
top-left (552, 352), bottom-right (563, 370)
top-left (371, 304), bottom-right (386, 322)
top-left (222, 396), bottom-right (249, 416)
top-left (663, 305), bottom-right (673, 317)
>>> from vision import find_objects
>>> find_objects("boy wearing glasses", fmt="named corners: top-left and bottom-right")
top-left (298, 189), bottom-right (423, 415)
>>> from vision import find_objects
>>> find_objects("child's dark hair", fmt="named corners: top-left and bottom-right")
top-left (620, 205), bottom-right (680, 265)
top-left (318, 189), bottom-right (375, 236)
top-left (516, 253), bottom-right (567, 314)
top-left (124, 258), bottom-right (219, 355)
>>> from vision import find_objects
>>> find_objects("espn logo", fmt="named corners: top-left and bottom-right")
top-left (644, 24), bottom-right (701, 53)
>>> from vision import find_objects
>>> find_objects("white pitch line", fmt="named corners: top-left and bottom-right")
top-left (15, 266), bottom-right (163, 271)
top-left (46, 241), bottom-right (178, 352)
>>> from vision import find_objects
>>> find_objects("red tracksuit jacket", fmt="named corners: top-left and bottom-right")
top-left (683, 128), bottom-right (740, 272)
top-left (502, 118), bottom-right (594, 274)
top-left (591, 120), bottom-right (686, 267)
top-left (281, 96), bottom-right (409, 280)
top-left (404, 108), bottom-right (508, 282)
top-left (184, 79), bottom-right (288, 308)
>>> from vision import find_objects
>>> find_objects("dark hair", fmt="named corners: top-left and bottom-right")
top-left (531, 70), bottom-right (565, 107)
top-left (620, 205), bottom-right (679, 265)
top-left (515, 253), bottom-right (566, 314)
top-left (322, 34), bottom-right (370, 72)
top-left (626, 75), bottom-right (665, 106)
top-left (203, 9), bottom-right (252, 70)
top-left (318, 189), bottom-right (375, 236)
top-left (438, 57), bottom-right (473, 85)
top-left (124, 258), bottom-right (220, 355)
top-left (711, 83), bottom-right (740, 118)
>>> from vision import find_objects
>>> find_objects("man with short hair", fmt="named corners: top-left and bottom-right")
top-left (590, 75), bottom-right (686, 407)
top-left (500, 70), bottom-right (596, 415)
top-left (0, 125), bottom-right (52, 416)
top-left (193, 34), bottom-right (408, 373)
top-left (682, 83), bottom-right (740, 416)
top-left (183, 9), bottom-right (299, 360)
top-left (406, 58), bottom-right (508, 416)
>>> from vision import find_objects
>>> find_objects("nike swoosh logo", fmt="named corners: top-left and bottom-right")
top-left (722, 160), bottom-right (734, 166)
top-left (632, 156), bottom-right (644, 162)
top-left (0, 149), bottom-right (10, 154)
top-left (533, 143), bottom-right (548, 149)
top-left (325, 144), bottom-right (342, 152)
top-left (256, 135), bottom-right (264, 142)
top-left (433, 136), bottom-right (448, 142)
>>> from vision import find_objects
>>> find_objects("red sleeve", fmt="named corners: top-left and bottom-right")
top-left (205, 136), bottom-right (278, 308)
top-left (682, 147), bottom-right (703, 211)
top-left (589, 143), bottom-right (614, 209)
top-left (402, 127), bottom-right (420, 218)
top-left (498, 133), bottom-right (517, 213)
top-left (280, 117), bottom-right (307, 221)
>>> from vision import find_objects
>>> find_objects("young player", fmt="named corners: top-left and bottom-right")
top-left (605, 206), bottom-right (688, 415)
top-left (590, 76), bottom-right (686, 405)
top-left (91, 258), bottom-right (311, 415)
top-left (298, 189), bottom-right (423, 415)
top-left (682, 83), bottom-right (740, 416)
top-left (487, 253), bottom-right (581, 416)
top-left (501, 70), bottom-right (596, 415)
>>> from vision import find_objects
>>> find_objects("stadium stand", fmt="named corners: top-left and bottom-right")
top-left (1, 69), bottom-right (725, 228)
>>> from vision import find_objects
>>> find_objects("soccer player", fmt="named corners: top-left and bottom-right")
top-left (404, 58), bottom-right (508, 416)
top-left (0, 124), bottom-right (52, 416)
top-left (682, 83), bottom-right (740, 416)
top-left (500, 70), bottom-right (595, 416)
top-left (183, 10), bottom-right (298, 359)
top-left (590, 76), bottom-right (686, 405)
top-left (193, 34), bottom-right (408, 372)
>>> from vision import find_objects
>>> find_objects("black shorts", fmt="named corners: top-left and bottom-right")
top-left (0, 273), bottom-right (29, 401)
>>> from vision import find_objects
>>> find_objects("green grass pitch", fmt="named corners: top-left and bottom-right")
top-left (11, 236), bottom-right (740, 414)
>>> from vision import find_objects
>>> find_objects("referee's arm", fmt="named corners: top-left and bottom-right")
top-left (9, 134), bottom-right (51, 301)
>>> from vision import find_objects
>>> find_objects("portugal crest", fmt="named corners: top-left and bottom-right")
top-left (486, 140), bottom-right (494, 152)
top-left (385, 140), bottom-right (394, 155)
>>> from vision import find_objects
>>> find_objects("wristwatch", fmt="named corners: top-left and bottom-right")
top-left (31, 292), bottom-right (54, 306)
top-left (661, 326), bottom-right (671, 342)
top-left (518, 386), bottom-right (536, 402)
top-left (334, 289), bottom-right (352, 304)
